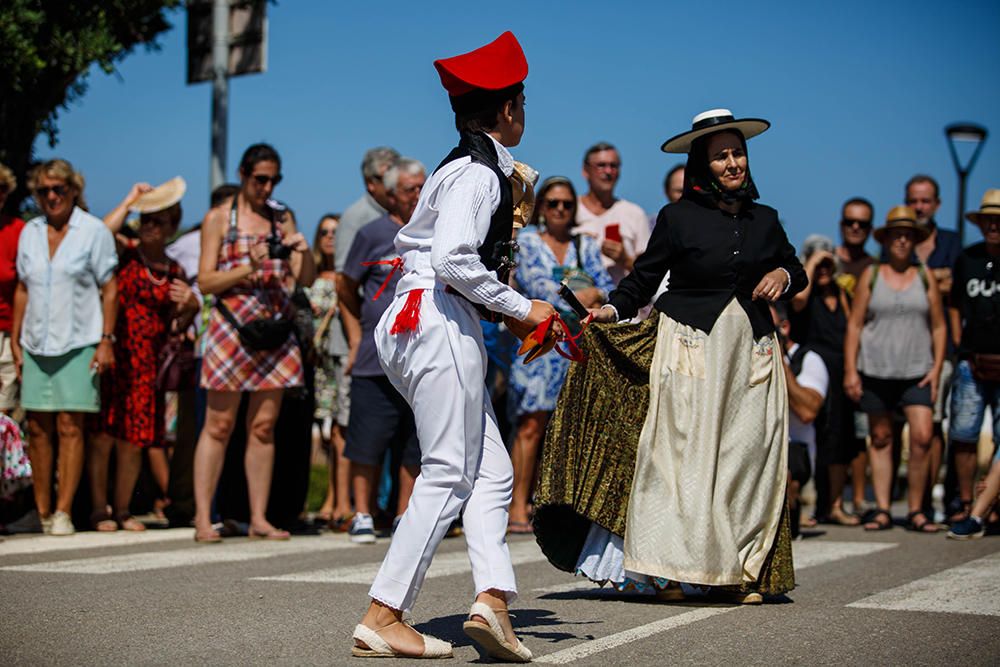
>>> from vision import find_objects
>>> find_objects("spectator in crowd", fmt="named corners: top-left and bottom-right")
top-left (164, 183), bottom-right (238, 524)
top-left (904, 175), bottom-right (962, 521)
top-left (306, 213), bottom-right (355, 530)
top-left (0, 162), bottom-right (26, 416)
top-left (11, 159), bottom-right (118, 536)
top-left (790, 235), bottom-right (860, 526)
top-left (663, 164), bottom-right (685, 204)
top-left (506, 176), bottom-right (613, 533)
top-left (944, 189), bottom-right (1000, 538)
top-left (844, 206), bottom-right (946, 532)
top-left (574, 142), bottom-right (650, 284)
top-left (833, 197), bottom-right (876, 514)
top-left (774, 302), bottom-right (829, 538)
top-left (88, 179), bottom-right (199, 531)
top-left (339, 158), bottom-right (426, 544)
top-left (192, 143), bottom-right (314, 543)
top-left (333, 147), bottom-right (400, 274)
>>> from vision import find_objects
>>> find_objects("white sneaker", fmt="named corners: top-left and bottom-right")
top-left (40, 514), bottom-right (53, 535)
top-left (349, 513), bottom-right (376, 544)
top-left (49, 511), bottom-right (75, 536)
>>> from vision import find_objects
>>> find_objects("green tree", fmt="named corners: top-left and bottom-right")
top-left (0, 0), bottom-right (181, 213)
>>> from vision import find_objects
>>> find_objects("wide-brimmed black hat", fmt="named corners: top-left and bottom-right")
top-left (661, 108), bottom-right (770, 154)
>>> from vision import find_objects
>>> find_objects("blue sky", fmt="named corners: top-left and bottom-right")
top-left (33, 0), bottom-right (1000, 251)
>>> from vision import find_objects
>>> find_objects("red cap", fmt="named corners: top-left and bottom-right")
top-left (434, 31), bottom-right (528, 97)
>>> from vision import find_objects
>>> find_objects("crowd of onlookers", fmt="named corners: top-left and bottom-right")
top-left (0, 143), bottom-right (997, 544)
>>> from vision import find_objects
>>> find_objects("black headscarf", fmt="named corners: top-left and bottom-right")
top-left (682, 129), bottom-right (760, 207)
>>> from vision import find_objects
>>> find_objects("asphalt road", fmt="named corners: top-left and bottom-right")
top-left (3, 519), bottom-right (1000, 666)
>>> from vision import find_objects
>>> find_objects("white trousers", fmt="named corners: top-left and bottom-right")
top-left (370, 288), bottom-right (516, 613)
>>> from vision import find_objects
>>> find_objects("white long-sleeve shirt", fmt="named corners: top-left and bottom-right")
top-left (392, 133), bottom-right (532, 321)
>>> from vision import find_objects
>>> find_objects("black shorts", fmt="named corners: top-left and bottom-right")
top-left (788, 441), bottom-right (811, 487)
top-left (344, 376), bottom-right (420, 467)
top-left (858, 374), bottom-right (933, 414)
top-left (814, 352), bottom-right (864, 465)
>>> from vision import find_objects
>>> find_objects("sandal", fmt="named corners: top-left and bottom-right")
top-left (248, 527), bottom-right (291, 540)
top-left (506, 521), bottom-right (533, 535)
top-left (463, 602), bottom-right (532, 663)
top-left (116, 513), bottom-right (146, 532)
top-left (905, 511), bottom-right (940, 533)
top-left (829, 506), bottom-right (861, 526)
top-left (194, 529), bottom-right (223, 543)
top-left (863, 508), bottom-right (893, 531)
top-left (327, 513), bottom-right (354, 533)
top-left (352, 621), bottom-right (453, 659)
top-left (90, 509), bottom-right (118, 532)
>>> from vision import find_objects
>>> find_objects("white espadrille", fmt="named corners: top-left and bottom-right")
top-left (351, 622), bottom-right (453, 659)
top-left (462, 602), bottom-right (532, 663)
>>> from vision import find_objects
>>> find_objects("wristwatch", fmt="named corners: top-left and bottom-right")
top-left (101, 333), bottom-right (117, 343)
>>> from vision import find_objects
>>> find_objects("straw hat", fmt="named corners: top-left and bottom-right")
top-left (660, 108), bottom-right (770, 154)
top-left (131, 176), bottom-right (186, 214)
top-left (873, 205), bottom-right (931, 244)
top-left (966, 189), bottom-right (1000, 224)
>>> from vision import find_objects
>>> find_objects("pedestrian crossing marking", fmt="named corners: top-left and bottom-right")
top-left (0, 527), bottom-right (195, 557)
top-left (847, 550), bottom-right (1000, 617)
top-left (252, 538), bottom-right (546, 584)
top-left (0, 535), bottom-right (356, 574)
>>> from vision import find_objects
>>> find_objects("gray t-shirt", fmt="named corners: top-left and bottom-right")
top-left (342, 214), bottom-right (402, 377)
top-left (333, 192), bottom-right (387, 272)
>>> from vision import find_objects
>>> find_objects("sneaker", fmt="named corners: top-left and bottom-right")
top-left (947, 516), bottom-right (985, 540)
top-left (40, 514), bottom-right (53, 535)
top-left (49, 511), bottom-right (76, 536)
top-left (349, 513), bottom-right (376, 544)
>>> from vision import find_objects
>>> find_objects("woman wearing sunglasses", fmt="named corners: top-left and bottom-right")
top-left (536, 109), bottom-right (806, 604)
top-left (507, 176), bottom-right (612, 533)
top-left (11, 159), bottom-right (119, 536)
top-left (192, 143), bottom-right (315, 543)
top-left (844, 206), bottom-right (946, 532)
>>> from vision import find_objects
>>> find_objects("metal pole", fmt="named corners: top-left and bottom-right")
top-left (210, 0), bottom-right (229, 190)
top-left (957, 169), bottom-right (968, 247)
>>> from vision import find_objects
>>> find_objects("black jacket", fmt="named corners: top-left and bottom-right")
top-left (608, 197), bottom-right (807, 338)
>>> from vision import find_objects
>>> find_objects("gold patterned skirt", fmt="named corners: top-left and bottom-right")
top-left (534, 303), bottom-right (795, 595)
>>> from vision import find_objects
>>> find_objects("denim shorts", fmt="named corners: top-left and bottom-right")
top-left (949, 359), bottom-right (1000, 456)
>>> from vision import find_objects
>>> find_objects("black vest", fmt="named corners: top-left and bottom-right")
top-left (435, 131), bottom-right (515, 322)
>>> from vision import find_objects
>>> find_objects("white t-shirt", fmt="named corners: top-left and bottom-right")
top-left (786, 344), bottom-right (829, 464)
top-left (574, 197), bottom-right (650, 286)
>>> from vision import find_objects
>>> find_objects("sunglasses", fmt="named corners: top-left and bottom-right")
top-left (545, 199), bottom-right (574, 211)
top-left (319, 228), bottom-right (336, 237)
top-left (35, 185), bottom-right (68, 198)
top-left (841, 218), bottom-right (872, 230)
top-left (252, 173), bottom-right (283, 186)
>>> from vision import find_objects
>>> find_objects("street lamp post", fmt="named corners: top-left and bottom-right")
top-left (945, 123), bottom-right (988, 247)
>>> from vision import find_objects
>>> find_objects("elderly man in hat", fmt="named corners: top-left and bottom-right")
top-left (351, 32), bottom-right (556, 661)
top-left (946, 189), bottom-right (1000, 539)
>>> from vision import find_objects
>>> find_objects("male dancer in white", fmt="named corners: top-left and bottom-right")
top-left (351, 32), bottom-right (557, 662)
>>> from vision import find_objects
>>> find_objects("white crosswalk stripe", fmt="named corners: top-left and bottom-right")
top-left (0, 528), bottom-right (195, 557)
top-left (848, 551), bottom-right (1000, 617)
top-left (0, 535), bottom-right (357, 574)
top-left (251, 539), bottom-right (546, 583)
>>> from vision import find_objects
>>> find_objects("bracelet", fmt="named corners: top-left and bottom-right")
top-left (101, 333), bottom-right (117, 343)
top-left (778, 267), bottom-right (792, 294)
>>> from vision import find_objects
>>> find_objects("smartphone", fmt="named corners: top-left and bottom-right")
top-left (604, 223), bottom-right (622, 243)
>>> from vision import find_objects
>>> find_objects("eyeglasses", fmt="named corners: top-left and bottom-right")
top-left (35, 185), bottom-right (68, 198)
top-left (319, 228), bottom-right (336, 237)
top-left (841, 218), bottom-right (872, 230)
top-left (252, 173), bottom-right (283, 186)
top-left (545, 199), bottom-right (574, 211)
top-left (586, 161), bottom-right (620, 171)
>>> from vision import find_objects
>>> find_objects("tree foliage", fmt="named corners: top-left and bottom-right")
top-left (0, 0), bottom-right (182, 212)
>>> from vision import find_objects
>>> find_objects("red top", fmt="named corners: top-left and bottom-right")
top-left (0, 215), bottom-right (26, 333)
top-left (434, 31), bottom-right (527, 96)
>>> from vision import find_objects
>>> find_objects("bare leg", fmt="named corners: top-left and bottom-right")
top-left (472, 588), bottom-right (517, 645)
top-left (903, 405), bottom-right (937, 531)
top-left (851, 448), bottom-right (868, 511)
top-left (971, 459), bottom-right (1000, 519)
top-left (351, 461), bottom-right (379, 516)
top-left (509, 411), bottom-right (548, 525)
top-left (395, 464), bottom-right (419, 517)
top-left (54, 412), bottom-right (86, 515)
top-left (864, 413), bottom-right (893, 529)
top-left (926, 426), bottom-right (944, 510)
top-left (315, 421), bottom-right (335, 519)
top-left (193, 391), bottom-right (241, 537)
top-left (26, 412), bottom-right (55, 518)
top-left (358, 601), bottom-right (427, 655)
top-left (87, 432), bottom-right (114, 519)
top-left (244, 389), bottom-right (284, 535)
top-left (113, 441), bottom-right (144, 527)
top-left (827, 463), bottom-right (859, 524)
top-left (147, 447), bottom-right (171, 499)
top-left (332, 423), bottom-right (353, 517)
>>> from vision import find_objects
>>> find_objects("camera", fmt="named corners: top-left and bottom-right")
top-left (265, 198), bottom-right (293, 260)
